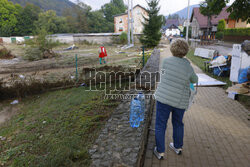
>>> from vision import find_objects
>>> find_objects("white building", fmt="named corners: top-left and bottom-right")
top-left (114, 5), bottom-right (148, 34)
top-left (165, 25), bottom-right (180, 36)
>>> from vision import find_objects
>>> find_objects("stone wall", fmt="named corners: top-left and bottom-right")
top-left (89, 91), bottom-right (154, 167)
top-left (0, 36), bottom-right (35, 44)
top-left (89, 49), bottom-right (160, 167)
top-left (2, 33), bottom-right (142, 45)
top-left (50, 35), bottom-right (74, 43)
top-left (73, 33), bottom-right (119, 44)
top-left (51, 33), bottom-right (142, 45)
top-left (73, 33), bottom-right (142, 45)
top-left (136, 49), bottom-right (160, 90)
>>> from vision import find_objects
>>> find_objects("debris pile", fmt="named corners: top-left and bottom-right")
top-left (0, 44), bottom-right (15, 59)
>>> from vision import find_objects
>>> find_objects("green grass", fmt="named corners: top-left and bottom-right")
top-left (0, 87), bottom-right (120, 167)
top-left (238, 95), bottom-right (250, 111)
top-left (186, 50), bottom-right (250, 111)
top-left (186, 50), bottom-right (232, 89)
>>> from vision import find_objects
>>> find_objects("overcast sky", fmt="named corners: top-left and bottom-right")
top-left (70, 0), bottom-right (235, 15)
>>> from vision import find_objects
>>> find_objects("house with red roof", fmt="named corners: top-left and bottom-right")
top-left (190, 7), bottom-right (230, 38)
top-left (190, 7), bottom-right (250, 38)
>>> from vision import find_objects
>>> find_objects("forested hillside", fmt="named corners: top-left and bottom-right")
top-left (10, 0), bottom-right (76, 15)
top-left (1, 0), bottom-right (127, 36)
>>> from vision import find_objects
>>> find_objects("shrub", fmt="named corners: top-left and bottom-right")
top-left (36, 29), bottom-right (60, 53)
top-left (0, 48), bottom-right (9, 58)
top-left (183, 27), bottom-right (192, 38)
top-left (215, 32), bottom-right (224, 40)
top-left (111, 36), bottom-right (119, 44)
top-left (24, 47), bottom-right (43, 61)
top-left (24, 29), bottom-right (60, 61)
top-left (224, 28), bottom-right (250, 36)
top-left (0, 45), bottom-right (14, 59)
top-left (217, 19), bottom-right (226, 32)
top-left (119, 32), bottom-right (127, 44)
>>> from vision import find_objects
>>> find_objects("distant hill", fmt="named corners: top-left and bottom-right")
top-left (169, 4), bottom-right (200, 19)
top-left (10, 0), bottom-right (76, 15)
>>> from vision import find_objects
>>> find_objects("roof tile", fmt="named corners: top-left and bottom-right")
top-left (192, 7), bottom-right (230, 28)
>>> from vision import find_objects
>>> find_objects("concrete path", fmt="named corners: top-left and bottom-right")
top-left (144, 46), bottom-right (250, 167)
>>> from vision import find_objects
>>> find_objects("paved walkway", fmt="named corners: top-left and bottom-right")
top-left (144, 46), bottom-right (250, 167)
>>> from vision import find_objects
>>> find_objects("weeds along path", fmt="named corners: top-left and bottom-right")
top-left (0, 56), bottom-right (140, 78)
top-left (0, 87), bottom-right (120, 166)
top-left (0, 104), bottom-right (20, 125)
top-left (0, 56), bottom-right (140, 100)
top-left (0, 43), bottom-right (142, 75)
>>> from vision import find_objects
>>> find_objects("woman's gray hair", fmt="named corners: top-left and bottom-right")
top-left (170, 38), bottom-right (189, 58)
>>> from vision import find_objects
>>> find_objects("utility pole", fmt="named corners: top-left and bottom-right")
top-left (131, 0), bottom-right (134, 45)
top-left (127, 0), bottom-right (131, 46)
top-left (186, 0), bottom-right (190, 41)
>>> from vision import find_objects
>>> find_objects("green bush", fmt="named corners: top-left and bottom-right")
top-left (183, 26), bottom-right (192, 38)
top-left (215, 31), bottom-right (224, 40)
top-left (224, 28), bottom-right (250, 36)
top-left (0, 45), bottom-right (14, 59)
top-left (24, 47), bottom-right (43, 61)
top-left (36, 29), bottom-right (60, 53)
top-left (217, 19), bottom-right (226, 32)
top-left (0, 48), bottom-right (9, 58)
top-left (119, 32), bottom-right (127, 44)
top-left (24, 29), bottom-right (60, 61)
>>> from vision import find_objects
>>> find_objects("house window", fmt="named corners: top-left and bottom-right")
top-left (137, 10), bottom-right (140, 15)
top-left (119, 27), bottom-right (123, 31)
top-left (119, 18), bottom-right (123, 23)
top-left (227, 19), bottom-right (229, 24)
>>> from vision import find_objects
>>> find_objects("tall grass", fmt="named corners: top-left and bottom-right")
top-left (0, 87), bottom-right (120, 166)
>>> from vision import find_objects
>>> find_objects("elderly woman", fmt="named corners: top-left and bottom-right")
top-left (154, 39), bottom-right (198, 160)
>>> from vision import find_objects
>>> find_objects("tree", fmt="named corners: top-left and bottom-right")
top-left (63, 1), bottom-right (92, 33)
top-left (89, 10), bottom-right (113, 33)
top-left (0, 0), bottom-right (21, 36)
top-left (10, 0), bottom-right (77, 16)
top-left (75, 2), bottom-right (91, 33)
top-left (113, 0), bottom-right (127, 10)
top-left (140, 0), bottom-right (163, 48)
top-left (215, 19), bottom-right (225, 40)
top-left (35, 10), bottom-right (69, 34)
top-left (160, 15), bottom-right (166, 25)
top-left (119, 32), bottom-right (128, 44)
top-left (227, 0), bottom-right (250, 23)
top-left (102, 3), bottom-right (120, 22)
top-left (167, 14), bottom-right (180, 19)
top-left (15, 3), bottom-right (41, 36)
top-left (183, 26), bottom-right (192, 38)
top-left (217, 19), bottom-right (226, 32)
top-left (101, 0), bottom-right (127, 24)
top-left (200, 0), bottom-right (250, 35)
top-left (200, 0), bottom-right (228, 35)
top-left (24, 28), bottom-right (60, 61)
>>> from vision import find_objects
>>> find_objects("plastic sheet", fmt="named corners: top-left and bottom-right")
top-left (238, 67), bottom-right (249, 84)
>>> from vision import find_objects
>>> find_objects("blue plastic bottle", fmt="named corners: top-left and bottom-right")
top-left (129, 98), bottom-right (141, 128)
top-left (137, 92), bottom-right (145, 122)
top-left (190, 83), bottom-right (194, 90)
